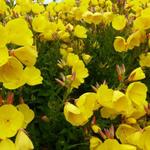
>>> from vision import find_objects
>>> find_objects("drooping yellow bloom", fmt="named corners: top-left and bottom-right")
top-left (64, 102), bottom-right (88, 126)
top-left (15, 129), bottom-right (34, 150)
top-left (0, 46), bottom-right (9, 67)
top-left (17, 104), bottom-right (35, 128)
top-left (6, 18), bottom-right (33, 46)
top-left (0, 104), bottom-right (24, 139)
top-left (128, 67), bottom-right (145, 81)
top-left (23, 66), bottom-right (43, 86)
top-left (0, 139), bottom-right (16, 150)
top-left (112, 15), bottom-right (127, 30)
top-left (13, 46), bottom-right (38, 66)
top-left (139, 53), bottom-right (150, 67)
top-left (113, 36), bottom-right (127, 52)
top-left (126, 82), bottom-right (147, 106)
top-left (74, 25), bottom-right (87, 38)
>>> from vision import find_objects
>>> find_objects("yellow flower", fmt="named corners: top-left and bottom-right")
top-left (82, 53), bottom-right (92, 64)
top-left (91, 125), bottom-right (101, 134)
top-left (32, 3), bottom-right (45, 14)
top-left (116, 124), bottom-right (140, 144)
top-left (112, 90), bottom-right (132, 113)
top-left (15, 129), bottom-right (34, 150)
top-left (13, 46), bottom-right (38, 66)
top-left (97, 84), bottom-right (113, 108)
top-left (6, 18), bottom-right (33, 46)
top-left (112, 15), bottom-right (127, 30)
top-left (71, 60), bottom-right (89, 88)
top-left (126, 82), bottom-right (147, 106)
top-left (139, 53), bottom-right (150, 67)
top-left (23, 66), bottom-right (43, 86)
top-left (0, 57), bottom-right (25, 89)
top-left (0, 46), bottom-right (9, 67)
top-left (133, 16), bottom-right (150, 30)
top-left (113, 36), bottom-right (127, 52)
top-left (0, 0), bottom-right (8, 14)
top-left (32, 14), bottom-right (49, 32)
top-left (127, 30), bottom-right (146, 50)
top-left (64, 102), bottom-right (88, 126)
top-left (0, 24), bottom-right (9, 46)
top-left (74, 25), bottom-right (87, 38)
top-left (90, 136), bottom-right (102, 150)
top-left (17, 104), bottom-right (35, 128)
top-left (0, 104), bottom-right (24, 139)
top-left (97, 139), bottom-right (136, 150)
top-left (0, 139), bottom-right (16, 150)
top-left (128, 67), bottom-right (145, 81)
top-left (75, 92), bottom-right (98, 118)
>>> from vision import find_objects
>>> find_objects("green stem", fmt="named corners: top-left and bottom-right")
top-left (67, 142), bottom-right (88, 150)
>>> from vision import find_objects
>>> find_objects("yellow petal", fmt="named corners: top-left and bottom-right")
top-left (112, 15), bottom-right (127, 30)
top-left (128, 67), bottom-right (145, 81)
top-left (15, 129), bottom-right (34, 150)
top-left (24, 66), bottom-right (43, 86)
top-left (113, 36), bottom-right (127, 52)
top-left (0, 139), bottom-right (16, 150)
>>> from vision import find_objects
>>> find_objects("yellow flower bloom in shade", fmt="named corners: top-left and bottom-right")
top-left (6, 18), bottom-right (33, 46)
top-left (139, 53), bottom-right (150, 67)
top-left (97, 84), bottom-right (113, 108)
top-left (128, 67), bottom-right (145, 81)
top-left (82, 53), bottom-right (92, 64)
top-left (74, 25), bottom-right (87, 38)
top-left (0, 24), bottom-right (9, 46)
top-left (0, 104), bottom-right (24, 139)
top-left (17, 104), bottom-right (35, 128)
top-left (75, 92), bottom-right (98, 118)
top-left (82, 11), bottom-right (93, 24)
top-left (113, 36), bottom-right (127, 52)
top-left (24, 66), bottom-right (43, 86)
top-left (127, 30), bottom-right (146, 50)
top-left (126, 82), bottom-right (147, 106)
top-left (97, 139), bottom-right (136, 150)
top-left (0, 47), bottom-right (9, 67)
top-left (64, 102), bottom-right (88, 126)
top-left (90, 136), bottom-right (102, 150)
top-left (13, 46), bottom-right (38, 66)
top-left (112, 15), bottom-right (127, 30)
top-left (0, 139), bottom-right (16, 150)
top-left (31, 3), bottom-right (45, 14)
top-left (15, 129), bottom-right (34, 150)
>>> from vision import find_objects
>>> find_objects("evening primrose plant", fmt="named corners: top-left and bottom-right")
top-left (1, 0), bottom-right (150, 149)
